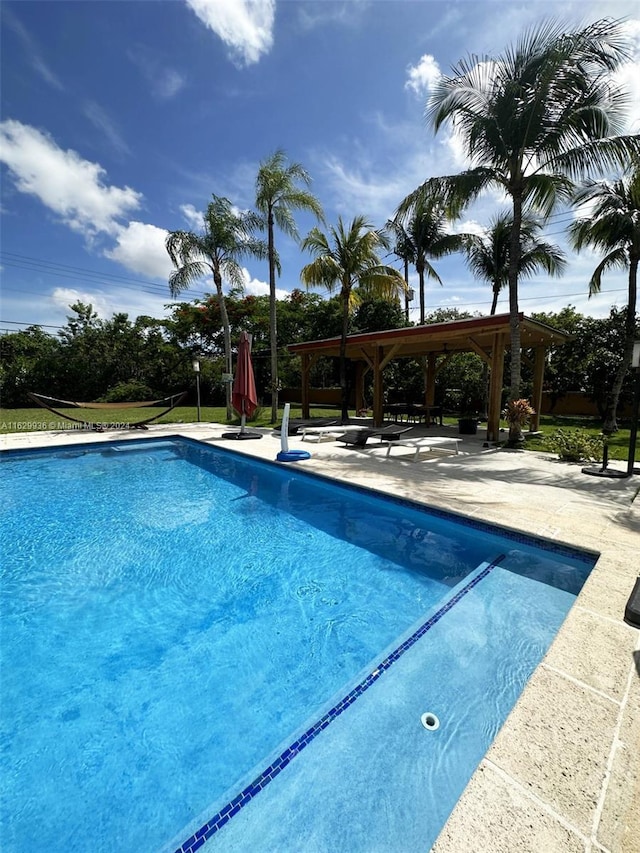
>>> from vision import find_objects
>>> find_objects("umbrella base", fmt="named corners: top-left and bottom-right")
top-left (221, 431), bottom-right (263, 440)
top-left (277, 449), bottom-right (311, 462)
top-left (581, 465), bottom-right (628, 478)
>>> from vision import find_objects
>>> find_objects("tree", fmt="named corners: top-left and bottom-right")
top-left (530, 306), bottom-right (587, 409)
top-left (390, 192), bottom-right (464, 324)
top-left (255, 149), bottom-right (324, 422)
top-left (403, 17), bottom-right (640, 407)
top-left (532, 307), bottom-right (639, 418)
top-left (300, 215), bottom-right (406, 423)
top-left (0, 326), bottom-right (61, 407)
top-left (166, 195), bottom-right (267, 420)
top-left (569, 164), bottom-right (640, 432)
top-left (56, 303), bottom-right (107, 400)
top-left (387, 222), bottom-right (414, 323)
top-left (352, 298), bottom-right (407, 334)
top-left (462, 213), bottom-right (566, 314)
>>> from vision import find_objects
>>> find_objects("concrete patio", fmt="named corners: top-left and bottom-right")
top-left (2, 423), bottom-right (638, 852)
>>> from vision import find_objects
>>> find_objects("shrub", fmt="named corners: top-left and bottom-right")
top-left (546, 429), bottom-right (604, 463)
top-left (503, 398), bottom-right (535, 427)
top-left (99, 381), bottom-right (157, 403)
top-left (247, 405), bottom-right (264, 423)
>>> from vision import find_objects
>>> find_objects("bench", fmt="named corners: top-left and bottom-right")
top-left (384, 436), bottom-right (461, 461)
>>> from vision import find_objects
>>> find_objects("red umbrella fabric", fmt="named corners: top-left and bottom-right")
top-left (232, 331), bottom-right (258, 420)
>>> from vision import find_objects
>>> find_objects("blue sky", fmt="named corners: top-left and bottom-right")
top-left (1, 0), bottom-right (639, 335)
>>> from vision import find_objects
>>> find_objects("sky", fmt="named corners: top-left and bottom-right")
top-left (1, 0), bottom-right (639, 337)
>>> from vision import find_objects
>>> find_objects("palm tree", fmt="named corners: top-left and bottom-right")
top-left (463, 212), bottom-right (566, 424)
top-left (387, 222), bottom-right (414, 323)
top-left (401, 18), bottom-right (639, 402)
top-left (300, 215), bottom-right (406, 423)
top-left (166, 196), bottom-right (267, 421)
top-left (255, 150), bottom-right (324, 422)
top-left (462, 213), bottom-right (566, 315)
top-left (570, 164), bottom-right (640, 433)
top-left (389, 195), bottom-right (463, 324)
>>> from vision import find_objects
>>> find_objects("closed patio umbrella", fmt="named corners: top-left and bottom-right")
top-left (222, 331), bottom-right (262, 440)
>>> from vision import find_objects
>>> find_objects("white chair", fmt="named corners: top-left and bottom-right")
top-left (384, 436), bottom-right (461, 461)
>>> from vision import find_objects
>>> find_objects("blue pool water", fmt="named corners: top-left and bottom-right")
top-left (0, 437), bottom-right (595, 853)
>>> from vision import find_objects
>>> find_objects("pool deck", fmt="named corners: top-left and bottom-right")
top-left (3, 423), bottom-right (639, 852)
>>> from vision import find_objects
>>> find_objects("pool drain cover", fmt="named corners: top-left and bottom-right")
top-left (421, 712), bottom-right (440, 731)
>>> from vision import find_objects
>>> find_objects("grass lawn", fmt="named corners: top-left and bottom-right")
top-left (523, 414), bottom-right (639, 462)
top-left (1, 406), bottom-right (638, 462)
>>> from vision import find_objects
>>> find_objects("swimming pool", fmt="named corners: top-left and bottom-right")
top-left (0, 437), bottom-right (596, 852)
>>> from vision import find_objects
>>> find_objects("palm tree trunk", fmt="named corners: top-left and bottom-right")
top-left (602, 254), bottom-right (638, 433)
top-left (267, 208), bottom-right (278, 423)
top-left (339, 284), bottom-right (351, 424)
top-left (214, 270), bottom-right (233, 421)
top-left (508, 187), bottom-right (523, 444)
top-left (404, 257), bottom-right (410, 323)
top-left (418, 263), bottom-right (425, 325)
top-left (491, 285), bottom-right (499, 315)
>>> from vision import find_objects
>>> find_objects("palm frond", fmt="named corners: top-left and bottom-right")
top-left (168, 261), bottom-right (211, 297)
top-left (396, 169), bottom-right (497, 222)
top-left (522, 173), bottom-right (574, 217)
top-left (255, 150), bottom-right (324, 226)
top-left (299, 255), bottom-right (343, 293)
top-left (587, 248), bottom-right (628, 295)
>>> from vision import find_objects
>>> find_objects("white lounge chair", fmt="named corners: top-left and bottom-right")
top-left (384, 436), bottom-right (461, 461)
top-left (300, 425), bottom-right (368, 442)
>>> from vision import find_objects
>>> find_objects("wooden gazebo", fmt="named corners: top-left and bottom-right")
top-left (287, 313), bottom-right (570, 442)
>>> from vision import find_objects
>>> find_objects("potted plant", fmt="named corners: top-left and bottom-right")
top-left (503, 398), bottom-right (535, 446)
top-left (457, 411), bottom-right (479, 435)
top-left (454, 389), bottom-right (481, 435)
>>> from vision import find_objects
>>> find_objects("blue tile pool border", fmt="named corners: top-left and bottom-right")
top-left (1, 434), bottom-right (599, 567)
top-left (173, 553), bottom-right (506, 853)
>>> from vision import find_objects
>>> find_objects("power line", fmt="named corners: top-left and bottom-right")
top-left (1, 251), bottom-right (168, 286)
top-left (0, 319), bottom-right (66, 330)
top-left (0, 252), bottom-right (213, 301)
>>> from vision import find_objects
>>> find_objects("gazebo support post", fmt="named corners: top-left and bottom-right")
top-left (372, 346), bottom-right (384, 427)
top-left (530, 347), bottom-right (546, 433)
top-left (425, 352), bottom-right (436, 409)
top-left (355, 362), bottom-right (366, 414)
top-left (301, 353), bottom-right (311, 419)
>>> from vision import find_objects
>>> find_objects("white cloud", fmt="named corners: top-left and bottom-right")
top-left (184, 0), bottom-right (275, 66)
top-left (48, 286), bottom-right (174, 325)
top-left (240, 267), bottom-right (286, 299)
top-left (156, 69), bottom-right (187, 99)
top-left (405, 54), bottom-right (441, 98)
top-left (180, 203), bottom-right (204, 229)
top-left (313, 114), bottom-right (471, 222)
top-left (613, 19), bottom-right (640, 133)
top-left (0, 119), bottom-right (142, 237)
top-left (451, 218), bottom-right (487, 238)
top-left (104, 221), bottom-right (173, 279)
top-left (2, 6), bottom-right (64, 91)
top-left (127, 47), bottom-right (187, 100)
top-left (50, 287), bottom-right (112, 318)
top-left (83, 101), bottom-right (131, 157)
top-left (320, 155), bottom-right (408, 222)
top-left (296, 0), bottom-right (369, 31)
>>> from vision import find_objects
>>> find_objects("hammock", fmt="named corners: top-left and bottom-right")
top-left (28, 391), bottom-right (188, 430)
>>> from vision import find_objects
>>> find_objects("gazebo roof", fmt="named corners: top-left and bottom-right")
top-left (287, 313), bottom-right (569, 360)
